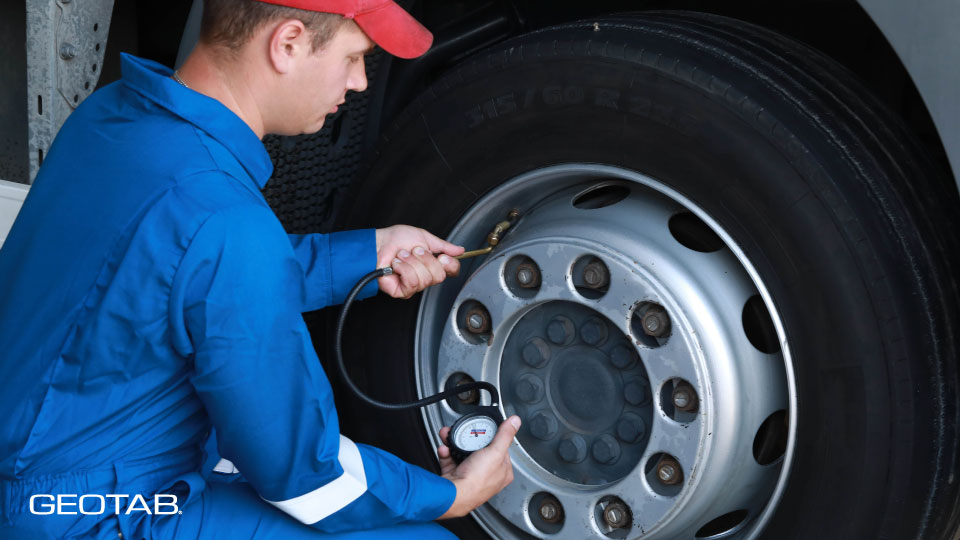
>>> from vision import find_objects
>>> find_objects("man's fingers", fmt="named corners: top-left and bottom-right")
top-left (437, 254), bottom-right (460, 277)
top-left (394, 255), bottom-right (423, 297)
top-left (402, 248), bottom-right (434, 290)
top-left (413, 247), bottom-right (447, 284)
top-left (423, 232), bottom-right (465, 257)
top-left (490, 415), bottom-right (521, 453)
top-left (439, 426), bottom-right (451, 444)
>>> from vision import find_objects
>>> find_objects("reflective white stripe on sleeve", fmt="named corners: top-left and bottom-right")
top-left (264, 435), bottom-right (368, 525)
top-left (213, 458), bottom-right (240, 474)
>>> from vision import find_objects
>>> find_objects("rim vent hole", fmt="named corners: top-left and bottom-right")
top-left (669, 212), bottom-right (724, 253)
top-left (695, 509), bottom-right (750, 538)
top-left (753, 410), bottom-right (788, 465)
top-left (743, 295), bottom-right (780, 354)
top-left (573, 183), bottom-right (630, 209)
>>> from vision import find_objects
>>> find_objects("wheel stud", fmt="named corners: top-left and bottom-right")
top-left (521, 337), bottom-right (550, 368)
top-left (464, 305), bottom-right (491, 334)
top-left (602, 500), bottom-right (631, 529)
top-left (641, 305), bottom-right (670, 337)
top-left (516, 263), bottom-right (540, 288)
top-left (582, 259), bottom-right (610, 289)
top-left (591, 434), bottom-right (621, 464)
top-left (656, 456), bottom-right (683, 486)
top-left (538, 496), bottom-right (563, 524)
top-left (529, 412), bottom-right (559, 440)
top-left (672, 381), bottom-right (699, 412)
top-left (558, 433), bottom-right (587, 463)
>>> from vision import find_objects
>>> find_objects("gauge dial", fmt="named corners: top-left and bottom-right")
top-left (453, 415), bottom-right (498, 452)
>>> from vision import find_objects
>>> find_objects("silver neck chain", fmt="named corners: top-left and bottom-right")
top-left (172, 70), bottom-right (190, 90)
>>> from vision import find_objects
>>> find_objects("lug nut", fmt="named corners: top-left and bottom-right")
top-left (529, 412), bottom-right (559, 440)
top-left (591, 434), bottom-right (621, 464)
top-left (641, 305), bottom-right (670, 337)
top-left (616, 414), bottom-right (646, 443)
top-left (515, 263), bottom-right (540, 288)
top-left (453, 375), bottom-right (479, 404)
top-left (515, 374), bottom-right (544, 403)
top-left (582, 259), bottom-right (609, 289)
top-left (580, 318), bottom-right (607, 346)
top-left (672, 381), bottom-right (699, 412)
top-left (546, 316), bottom-right (574, 345)
top-left (602, 501), bottom-right (631, 529)
top-left (521, 337), bottom-right (550, 368)
top-left (656, 456), bottom-right (683, 486)
top-left (623, 380), bottom-right (648, 406)
top-left (538, 496), bottom-right (563, 524)
top-left (609, 344), bottom-right (637, 370)
top-left (464, 305), bottom-right (491, 334)
top-left (558, 433), bottom-right (587, 463)
top-left (59, 43), bottom-right (77, 60)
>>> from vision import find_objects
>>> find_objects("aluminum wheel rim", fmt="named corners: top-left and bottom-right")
top-left (415, 164), bottom-right (797, 539)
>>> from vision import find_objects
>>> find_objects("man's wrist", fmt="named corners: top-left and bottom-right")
top-left (438, 476), bottom-right (466, 519)
top-left (375, 228), bottom-right (385, 254)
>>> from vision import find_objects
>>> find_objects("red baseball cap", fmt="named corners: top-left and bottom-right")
top-left (255, 0), bottom-right (433, 59)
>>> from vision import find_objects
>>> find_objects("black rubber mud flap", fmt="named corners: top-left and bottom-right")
top-left (332, 12), bottom-right (960, 540)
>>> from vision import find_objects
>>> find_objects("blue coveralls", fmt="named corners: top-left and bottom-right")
top-left (0, 54), bottom-right (457, 539)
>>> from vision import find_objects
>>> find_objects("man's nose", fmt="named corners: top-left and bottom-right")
top-left (348, 59), bottom-right (368, 93)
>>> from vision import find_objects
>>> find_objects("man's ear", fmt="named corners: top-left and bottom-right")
top-left (267, 18), bottom-right (308, 74)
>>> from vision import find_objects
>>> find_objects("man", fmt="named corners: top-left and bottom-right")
top-left (0, 0), bottom-right (520, 538)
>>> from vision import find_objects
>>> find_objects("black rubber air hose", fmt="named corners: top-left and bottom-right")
top-left (335, 267), bottom-right (500, 410)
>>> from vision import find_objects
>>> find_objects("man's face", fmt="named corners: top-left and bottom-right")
top-left (286, 21), bottom-right (374, 135)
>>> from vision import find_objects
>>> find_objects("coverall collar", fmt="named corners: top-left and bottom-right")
top-left (119, 53), bottom-right (274, 188)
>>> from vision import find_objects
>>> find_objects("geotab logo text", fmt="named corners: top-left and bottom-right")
top-left (29, 494), bottom-right (180, 515)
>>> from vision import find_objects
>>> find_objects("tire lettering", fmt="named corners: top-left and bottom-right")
top-left (465, 105), bottom-right (485, 128)
top-left (543, 86), bottom-right (563, 105)
top-left (463, 87), bottom-right (694, 134)
top-left (563, 86), bottom-right (584, 104)
top-left (595, 88), bottom-right (620, 109)
top-left (523, 88), bottom-right (536, 109)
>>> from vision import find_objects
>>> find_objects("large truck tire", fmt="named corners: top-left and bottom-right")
top-left (333, 12), bottom-right (960, 540)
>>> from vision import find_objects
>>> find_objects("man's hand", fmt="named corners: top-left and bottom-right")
top-left (376, 225), bottom-right (465, 299)
top-left (436, 415), bottom-right (521, 519)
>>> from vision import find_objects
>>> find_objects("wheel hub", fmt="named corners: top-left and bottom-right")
top-left (503, 301), bottom-right (653, 486)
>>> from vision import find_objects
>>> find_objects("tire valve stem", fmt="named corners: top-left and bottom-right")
top-left (454, 209), bottom-right (521, 260)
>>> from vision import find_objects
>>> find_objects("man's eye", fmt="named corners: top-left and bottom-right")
top-left (349, 56), bottom-right (361, 64)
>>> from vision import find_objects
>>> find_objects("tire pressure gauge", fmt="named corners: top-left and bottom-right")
top-left (448, 406), bottom-right (504, 463)
top-left (335, 211), bottom-right (521, 466)
top-left (336, 267), bottom-right (506, 464)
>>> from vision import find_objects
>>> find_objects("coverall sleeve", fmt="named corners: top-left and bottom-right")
top-left (287, 230), bottom-right (380, 312)
top-left (169, 206), bottom-right (456, 533)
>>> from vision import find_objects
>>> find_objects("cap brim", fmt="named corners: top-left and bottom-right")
top-left (353, 2), bottom-right (433, 59)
